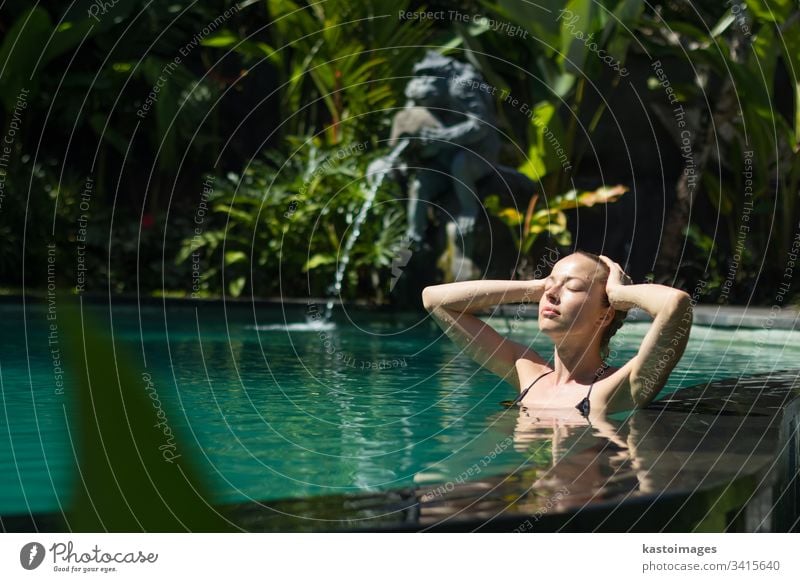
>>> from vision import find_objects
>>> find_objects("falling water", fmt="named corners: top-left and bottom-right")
top-left (256, 141), bottom-right (409, 333)
top-left (323, 140), bottom-right (409, 321)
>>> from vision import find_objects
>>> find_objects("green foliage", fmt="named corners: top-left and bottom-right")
top-left (60, 302), bottom-right (233, 531)
top-left (167, 2), bottom-right (434, 301)
top-left (467, 0), bottom-right (797, 298)
top-left (0, 156), bottom-right (192, 294)
top-left (0, 2), bottom-right (242, 296)
top-left (477, 0), bottom-right (644, 169)
top-left (448, 2), bottom-right (638, 275)
top-left (0, 2), bottom-right (132, 111)
top-left (639, 2), bottom-right (800, 300)
top-left (0, 3), bottom-right (222, 180)
top-left (178, 141), bottom-right (407, 298)
top-left (486, 185), bottom-right (628, 259)
top-left (206, 0), bottom-right (431, 146)
top-left (1, 1), bottom-right (797, 304)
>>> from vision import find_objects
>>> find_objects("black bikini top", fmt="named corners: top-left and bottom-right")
top-left (511, 363), bottom-right (610, 417)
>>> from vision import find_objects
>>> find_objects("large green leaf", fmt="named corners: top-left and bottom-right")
top-left (519, 101), bottom-right (568, 180)
top-left (561, 0), bottom-right (602, 74)
top-left (61, 303), bottom-right (234, 532)
top-left (604, 0), bottom-right (645, 63)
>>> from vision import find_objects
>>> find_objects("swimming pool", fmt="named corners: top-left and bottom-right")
top-left (2, 300), bottom-right (799, 516)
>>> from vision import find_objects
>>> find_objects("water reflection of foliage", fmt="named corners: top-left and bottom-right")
top-left (525, 438), bottom-right (554, 468)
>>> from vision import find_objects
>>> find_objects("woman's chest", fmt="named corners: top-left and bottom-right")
top-left (516, 364), bottom-right (627, 410)
top-left (518, 387), bottom-right (589, 410)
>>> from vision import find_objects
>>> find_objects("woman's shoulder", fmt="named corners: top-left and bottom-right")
top-left (593, 363), bottom-right (636, 407)
top-left (514, 360), bottom-right (554, 392)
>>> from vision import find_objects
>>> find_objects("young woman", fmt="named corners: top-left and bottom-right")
top-left (421, 251), bottom-right (693, 416)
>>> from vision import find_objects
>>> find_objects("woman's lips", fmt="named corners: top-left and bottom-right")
top-left (541, 307), bottom-right (560, 317)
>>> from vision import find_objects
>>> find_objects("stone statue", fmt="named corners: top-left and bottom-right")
top-left (368, 51), bottom-right (536, 284)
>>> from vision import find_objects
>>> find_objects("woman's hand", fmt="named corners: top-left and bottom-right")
top-left (598, 255), bottom-right (636, 310)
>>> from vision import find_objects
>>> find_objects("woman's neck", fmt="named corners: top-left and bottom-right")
top-left (551, 341), bottom-right (605, 386)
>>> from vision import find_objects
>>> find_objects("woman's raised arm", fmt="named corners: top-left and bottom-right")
top-left (599, 256), bottom-right (692, 407)
top-left (421, 279), bottom-right (545, 313)
top-left (422, 280), bottom-right (548, 389)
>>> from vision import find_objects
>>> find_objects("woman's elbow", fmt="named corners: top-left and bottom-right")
top-left (422, 286), bottom-right (437, 311)
top-left (674, 289), bottom-right (691, 304)
top-left (630, 378), bottom-right (663, 409)
top-left (673, 290), bottom-right (693, 319)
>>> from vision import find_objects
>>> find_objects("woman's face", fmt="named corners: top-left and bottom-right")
top-left (538, 254), bottom-right (612, 339)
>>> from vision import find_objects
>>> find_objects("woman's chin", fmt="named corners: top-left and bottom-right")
top-left (537, 319), bottom-right (562, 333)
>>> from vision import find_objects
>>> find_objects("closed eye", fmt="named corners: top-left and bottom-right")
top-left (546, 276), bottom-right (590, 292)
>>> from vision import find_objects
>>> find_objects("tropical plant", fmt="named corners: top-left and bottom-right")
top-left (485, 185), bottom-right (628, 277)
top-left (449, 0), bottom-right (797, 302)
top-left (0, 2), bottom-right (253, 292)
top-left (457, 0), bottom-right (645, 191)
top-left (207, 0), bottom-right (432, 147)
top-left (2, 1), bottom-right (797, 306)
top-left (636, 0), bottom-right (800, 301)
top-left (176, 139), bottom-right (407, 299)
top-left (436, 1), bottom-right (639, 276)
top-left (60, 303), bottom-right (233, 531)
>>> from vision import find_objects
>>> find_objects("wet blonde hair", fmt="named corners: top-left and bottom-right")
top-left (572, 250), bottom-right (628, 360)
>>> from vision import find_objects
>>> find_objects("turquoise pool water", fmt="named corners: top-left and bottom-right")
top-left (2, 301), bottom-right (799, 515)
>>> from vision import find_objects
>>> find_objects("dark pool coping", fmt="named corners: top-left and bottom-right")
top-left (3, 294), bottom-right (799, 331)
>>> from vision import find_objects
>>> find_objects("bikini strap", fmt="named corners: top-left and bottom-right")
top-left (585, 363), bottom-right (609, 398)
top-left (513, 369), bottom-right (554, 405)
top-left (576, 363), bottom-right (610, 417)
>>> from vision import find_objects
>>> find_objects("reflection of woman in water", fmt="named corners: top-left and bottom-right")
top-left (421, 251), bottom-right (693, 418)
top-left (507, 410), bottom-right (662, 506)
